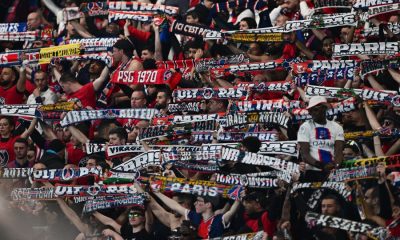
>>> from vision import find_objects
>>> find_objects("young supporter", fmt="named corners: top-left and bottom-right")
top-left (7, 138), bottom-right (32, 168)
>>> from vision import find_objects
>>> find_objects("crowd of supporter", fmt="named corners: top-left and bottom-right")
top-left (0, 0), bottom-right (400, 239)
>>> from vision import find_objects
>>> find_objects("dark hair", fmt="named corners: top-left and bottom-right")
top-left (242, 136), bottom-right (261, 153)
top-left (113, 39), bottom-right (134, 58)
top-left (0, 116), bottom-right (15, 129)
top-left (109, 127), bottom-right (128, 142)
top-left (48, 139), bottom-right (66, 153)
top-left (97, 119), bottom-right (121, 139)
top-left (59, 71), bottom-right (77, 83)
top-left (344, 140), bottom-right (360, 155)
top-left (184, 40), bottom-right (203, 51)
top-left (186, 10), bottom-right (199, 21)
top-left (143, 59), bottom-right (157, 70)
top-left (14, 138), bottom-right (29, 146)
top-left (321, 194), bottom-right (341, 207)
top-left (240, 17), bottom-right (257, 29)
top-left (157, 85), bottom-right (172, 99)
top-left (142, 44), bottom-right (155, 53)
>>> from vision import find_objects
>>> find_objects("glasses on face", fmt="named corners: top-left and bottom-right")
top-left (129, 212), bottom-right (143, 218)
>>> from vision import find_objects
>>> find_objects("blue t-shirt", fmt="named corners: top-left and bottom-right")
top-left (186, 210), bottom-right (227, 239)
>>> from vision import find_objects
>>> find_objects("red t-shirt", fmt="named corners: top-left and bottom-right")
top-left (243, 211), bottom-right (277, 237)
top-left (66, 82), bottom-right (96, 108)
top-left (0, 135), bottom-right (19, 166)
top-left (66, 143), bottom-right (86, 166)
top-left (0, 85), bottom-right (24, 104)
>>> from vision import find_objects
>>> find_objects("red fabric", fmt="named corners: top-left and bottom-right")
top-left (0, 135), bottom-right (19, 166)
top-left (198, 216), bottom-right (214, 239)
top-left (387, 219), bottom-right (400, 237)
top-left (281, 44), bottom-right (297, 59)
top-left (66, 82), bottom-right (96, 108)
top-left (0, 85), bottom-right (24, 104)
top-left (168, 72), bottom-right (182, 90)
top-left (66, 143), bottom-right (86, 166)
top-left (128, 27), bottom-right (152, 42)
top-left (25, 80), bottom-right (36, 94)
top-left (243, 211), bottom-right (277, 237)
top-left (117, 118), bottom-right (140, 132)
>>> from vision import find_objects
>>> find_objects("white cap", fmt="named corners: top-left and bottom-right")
top-left (234, 9), bottom-right (255, 25)
top-left (306, 96), bottom-right (331, 110)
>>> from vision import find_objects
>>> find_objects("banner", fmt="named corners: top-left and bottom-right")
top-left (60, 108), bottom-right (159, 127)
top-left (284, 13), bottom-right (357, 32)
top-left (161, 149), bottom-right (221, 162)
top-left (82, 193), bottom-right (148, 213)
top-left (80, 2), bottom-right (108, 16)
top-left (150, 176), bottom-right (244, 200)
top-left (11, 188), bottom-right (56, 201)
top-left (259, 141), bottom-right (298, 156)
top-left (139, 120), bottom-right (216, 140)
top-left (0, 105), bottom-right (41, 118)
top-left (32, 167), bottom-right (102, 182)
top-left (228, 32), bottom-right (283, 42)
top-left (111, 69), bottom-right (173, 85)
top-left (292, 98), bottom-right (356, 121)
top-left (215, 173), bottom-right (278, 188)
top-left (353, 0), bottom-right (398, 9)
top-left (38, 102), bottom-right (76, 111)
top-left (85, 143), bottom-right (105, 155)
top-left (209, 231), bottom-right (264, 240)
top-left (67, 37), bottom-right (119, 52)
top-left (39, 43), bottom-right (81, 64)
top-left (171, 161), bottom-right (220, 173)
top-left (305, 212), bottom-right (388, 238)
top-left (52, 52), bottom-right (113, 68)
top-left (54, 183), bottom-right (138, 197)
top-left (218, 131), bottom-right (278, 142)
top-left (237, 81), bottom-right (293, 93)
top-left (367, 3), bottom-right (400, 19)
top-left (294, 67), bottom-right (354, 85)
top-left (235, 100), bottom-right (303, 112)
top-left (225, 112), bottom-right (290, 128)
top-left (314, 0), bottom-right (350, 8)
top-left (291, 182), bottom-right (351, 199)
top-left (360, 58), bottom-right (400, 78)
top-left (220, 60), bottom-right (282, 73)
top-left (112, 151), bottom-right (161, 172)
top-left (108, 10), bottom-right (153, 22)
top-left (342, 154), bottom-right (400, 168)
top-left (172, 87), bottom-right (249, 102)
top-left (328, 165), bottom-right (377, 182)
top-left (168, 102), bottom-right (202, 113)
top-left (108, 1), bottom-right (179, 16)
top-left (361, 23), bottom-right (400, 37)
top-left (292, 60), bottom-right (357, 74)
top-left (332, 42), bottom-right (399, 57)
top-left (247, 171), bottom-right (292, 183)
top-left (0, 52), bottom-right (21, 67)
top-left (0, 31), bottom-right (36, 41)
top-left (0, 23), bottom-right (27, 33)
top-left (0, 168), bottom-right (33, 179)
top-left (170, 20), bottom-right (222, 39)
top-left (221, 147), bottom-right (300, 173)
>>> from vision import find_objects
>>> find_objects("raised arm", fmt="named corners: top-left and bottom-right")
top-left (20, 118), bottom-right (38, 139)
top-left (16, 66), bottom-right (27, 93)
top-left (153, 191), bottom-right (187, 217)
top-left (57, 198), bottom-right (90, 235)
top-left (68, 126), bottom-right (89, 144)
top-left (222, 200), bottom-right (241, 226)
top-left (93, 66), bottom-right (110, 91)
top-left (93, 211), bottom-right (122, 233)
top-left (153, 23), bottom-right (163, 61)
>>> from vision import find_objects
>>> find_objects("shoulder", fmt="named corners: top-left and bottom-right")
top-left (327, 120), bottom-right (343, 129)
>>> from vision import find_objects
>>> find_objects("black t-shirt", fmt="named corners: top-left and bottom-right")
top-left (120, 223), bottom-right (152, 240)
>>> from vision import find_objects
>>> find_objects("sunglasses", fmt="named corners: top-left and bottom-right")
top-left (129, 212), bottom-right (143, 218)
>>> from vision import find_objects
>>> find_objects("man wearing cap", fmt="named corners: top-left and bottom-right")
top-left (297, 96), bottom-right (344, 181)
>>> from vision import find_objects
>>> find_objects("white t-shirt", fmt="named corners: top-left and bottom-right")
top-left (27, 88), bottom-right (58, 105)
top-left (297, 120), bottom-right (344, 171)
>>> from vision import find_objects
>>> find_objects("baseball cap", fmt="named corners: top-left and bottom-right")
top-left (306, 96), bottom-right (331, 110)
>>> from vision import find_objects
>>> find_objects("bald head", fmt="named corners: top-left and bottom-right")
top-left (27, 12), bottom-right (41, 30)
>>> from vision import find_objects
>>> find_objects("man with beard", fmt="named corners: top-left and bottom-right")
top-left (0, 66), bottom-right (27, 104)
top-left (155, 87), bottom-right (172, 115)
top-left (297, 96), bottom-right (344, 181)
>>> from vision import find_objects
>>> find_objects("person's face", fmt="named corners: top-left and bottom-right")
top-left (203, 0), bottom-right (214, 9)
top-left (34, 72), bottom-right (48, 91)
top-left (321, 199), bottom-right (339, 216)
top-left (275, 15), bottom-right (289, 27)
top-left (33, 162), bottom-right (47, 170)
top-left (0, 118), bottom-right (13, 136)
top-left (130, 91), bottom-right (147, 108)
top-left (194, 197), bottom-right (208, 213)
top-left (27, 150), bottom-right (36, 162)
top-left (106, 23), bottom-right (119, 35)
top-left (308, 104), bottom-right (327, 123)
top-left (247, 43), bottom-right (262, 56)
top-left (392, 205), bottom-right (400, 219)
top-left (382, 119), bottom-right (395, 129)
top-left (147, 85), bottom-right (157, 96)
top-left (340, 27), bottom-right (350, 43)
top-left (253, 74), bottom-right (267, 84)
top-left (89, 62), bottom-right (103, 74)
top-left (109, 133), bottom-right (124, 145)
top-left (66, 21), bottom-right (77, 36)
top-left (322, 38), bottom-right (333, 56)
top-left (27, 12), bottom-right (41, 30)
top-left (188, 48), bottom-right (198, 59)
top-left (156, 92), bottom-right (169, 109)
top-left (343, 147), bottom-right (357, 160)
top-left (112, 47), bottom-right (123, 62)
top-left (86, 159), bottom-right (97, 168)
top-left (239, 21), bottom-right (249, 30)
top-left (128, 211), bottom-right (145, 227)
top-left (141, 50), bottom-right (154, 61)
top-left (243, 200), bottom-right (258, 214)
top-left (60, 81), bottom-right (72, 94)
top-left (186, 15), bottom-right (198, 24)
top-left (14, 142), bottom-right (28, 160)
top-left (365, 188), bottom-right (378, 207)
top-left (1, 68), bottom-right (15, 87)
